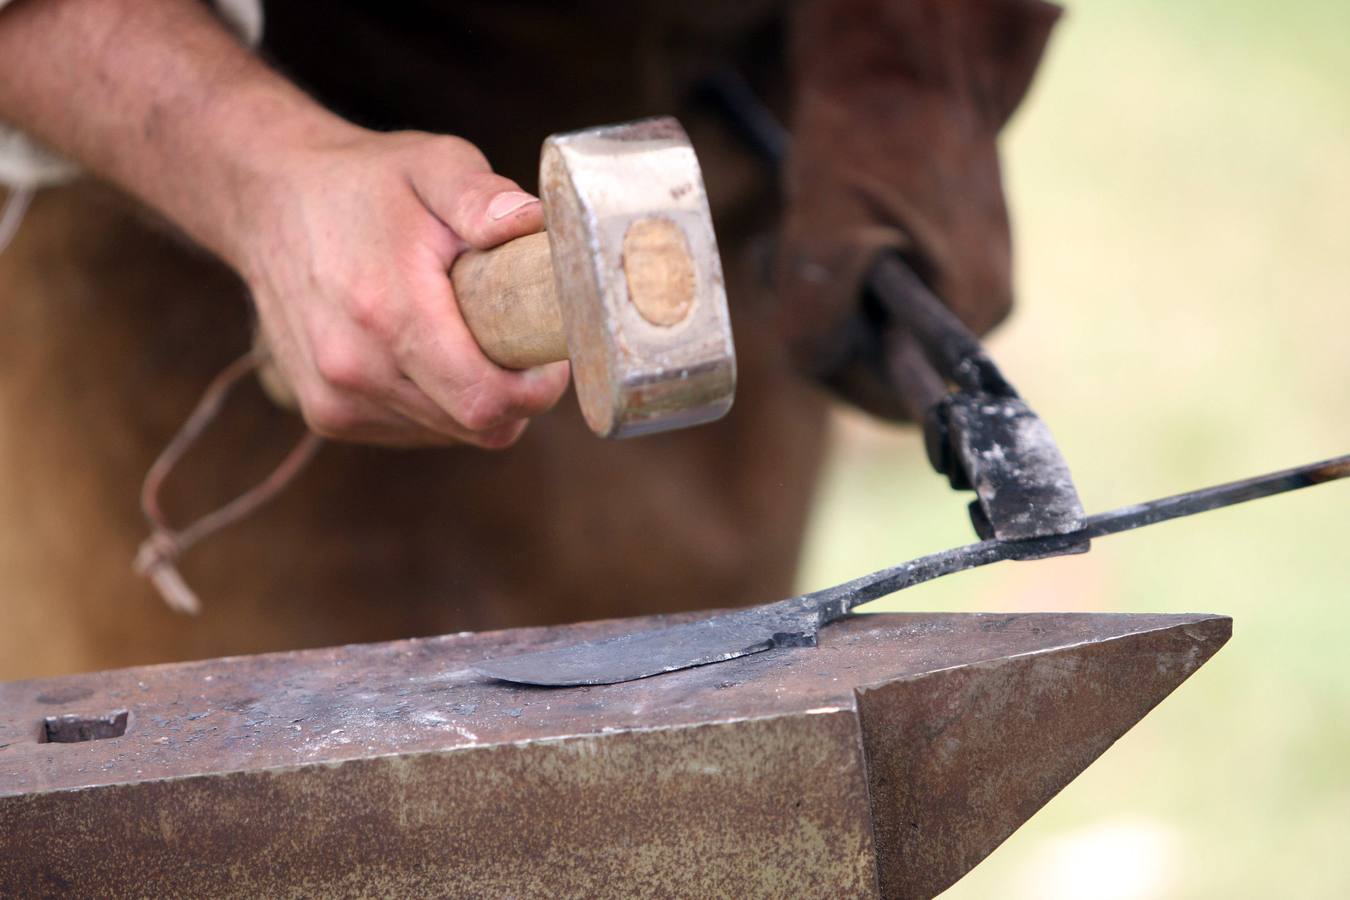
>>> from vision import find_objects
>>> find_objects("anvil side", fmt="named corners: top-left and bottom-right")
top-left (0, 611), bottom-right (1229, 898)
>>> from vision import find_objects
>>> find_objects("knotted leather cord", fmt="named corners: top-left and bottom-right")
top-left (135, 349), bottom-right (322, 614)
top-left (0, 186), bottom-right (33, 255)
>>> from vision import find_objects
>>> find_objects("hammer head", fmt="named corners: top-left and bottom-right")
top-left (540, 117), bottom-right (736, 438)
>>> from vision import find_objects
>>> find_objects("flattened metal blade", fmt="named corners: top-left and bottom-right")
top-left (473, 599), bottom-right (818, 686)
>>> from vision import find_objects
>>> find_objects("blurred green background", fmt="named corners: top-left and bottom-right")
top-left (797, 1), bottom-right (1349, 897)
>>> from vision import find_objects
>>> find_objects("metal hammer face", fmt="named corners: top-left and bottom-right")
top-left (540, 117), bottom-right (735, 438)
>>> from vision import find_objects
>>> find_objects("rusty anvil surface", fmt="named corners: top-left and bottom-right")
top-left (0, 610), bottom-right (1229, 898)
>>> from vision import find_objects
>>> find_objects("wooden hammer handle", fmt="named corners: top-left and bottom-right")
top-left (450, 230), bottom-right (565, 369)
top-left (258, 231), bottom-right (563, 409)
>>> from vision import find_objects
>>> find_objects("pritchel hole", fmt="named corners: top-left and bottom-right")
top-left (41, 710), bottom-right (129, 743)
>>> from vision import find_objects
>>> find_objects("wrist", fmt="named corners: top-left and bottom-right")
top-left (165, 78), bottom-right (365, 273)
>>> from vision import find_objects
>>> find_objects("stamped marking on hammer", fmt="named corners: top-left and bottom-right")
top-left (622, 217), bottom-right (696, 327)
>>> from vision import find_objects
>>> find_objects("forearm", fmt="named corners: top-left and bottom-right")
top-left (0, 0), bottom-right (568, 449)
top-left (0, 0), bottom-right (353, 267)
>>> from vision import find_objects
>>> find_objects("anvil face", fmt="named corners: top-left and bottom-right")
top-left (0, 611), bottom-right (1228, 898)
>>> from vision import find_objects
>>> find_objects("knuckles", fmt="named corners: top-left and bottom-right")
top-left (453, 374), bottom-right (548, 434)
top-left (455, 389), bottom-right (517, 434)
top-left (393, 131), bottom-right (490, 179)
top-left (301, 390), bottom-right (363, 439)
top-left (312, 337), bottom-right (375, 394)
top-left (345, 285), bottom-right (399, 341)
top-left (420, 133), bottom-right (490, 172)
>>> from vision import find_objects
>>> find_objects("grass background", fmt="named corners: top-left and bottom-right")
top-left (797, 1), bottom-right (1350, 897)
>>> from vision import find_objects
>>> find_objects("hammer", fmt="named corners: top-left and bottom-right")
top-left (261, 117), bottom-right (736, 439)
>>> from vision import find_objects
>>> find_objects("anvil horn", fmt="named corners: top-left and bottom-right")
top-left (854, 613), bottom-right (1229, 897)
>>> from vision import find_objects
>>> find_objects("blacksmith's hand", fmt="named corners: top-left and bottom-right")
top-left (0, 0), bottom-right (569, 448)
top-left (237, 130), bottom-right (570, 447)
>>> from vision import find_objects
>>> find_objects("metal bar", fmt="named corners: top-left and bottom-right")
top-left (819, 452), bottom-right (1350, 619)
top-left (867, 252), bottom-right (1015, 396)
top-left (476, 452), bottom-right (1344, 687)
top-left (697, 70), bottom-right (790, 167)
top-left (884, 329), bottom-right (948, 426)
top-left (1082, 452), bottom-right (1350, 538)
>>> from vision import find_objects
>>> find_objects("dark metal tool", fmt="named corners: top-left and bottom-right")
top-left (700, 70), bottom-right (1086, 544)
top-left (476, 453), bottom-right (1348, 685)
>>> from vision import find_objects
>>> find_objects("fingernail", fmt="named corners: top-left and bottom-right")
top-left (488, 191), bottom-right (540, 220)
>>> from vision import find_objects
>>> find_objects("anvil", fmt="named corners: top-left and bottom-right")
top-left (0, 610), bottom-right (1228, 898)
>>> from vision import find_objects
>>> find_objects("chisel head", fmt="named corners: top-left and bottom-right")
top-left (941, 393), bottom-right (1087, 543)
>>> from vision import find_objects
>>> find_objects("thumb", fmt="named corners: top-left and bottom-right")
top-left (416, 165), bottom-right (544, 251)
